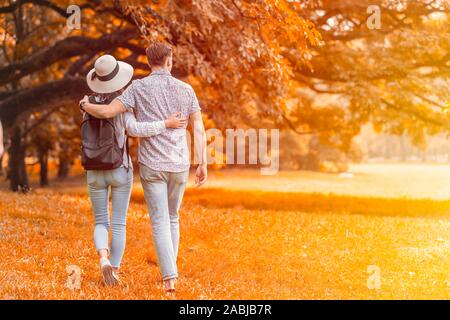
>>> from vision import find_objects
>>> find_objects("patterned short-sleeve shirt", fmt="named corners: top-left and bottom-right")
top-left (116, 70), bottom-right (201, 172)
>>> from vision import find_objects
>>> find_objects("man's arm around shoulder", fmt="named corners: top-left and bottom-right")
top-left (80, 96), bottom-right (127, 119)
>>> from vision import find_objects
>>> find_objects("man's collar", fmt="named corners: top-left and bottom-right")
top-left (151, 69), bottom-right (171, 76)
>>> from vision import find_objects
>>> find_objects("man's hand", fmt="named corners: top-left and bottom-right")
top-left (165, 112), bottom-right (187, 129)
top-left (80, 95), bottom-right (89, 106)
top-left (195, 164), bottom-right (207, 186)
top-left (79, 95), bottom-right (89, 114)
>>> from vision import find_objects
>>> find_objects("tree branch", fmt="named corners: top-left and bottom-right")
top-left (0, 77), bottom-right (88, 126)
top-left (64, 53), bottom-right (96, 77)
top-left (298, 53), bottom-right (449, 82)
top-left (22, 108), bottom-right (57, 137)
top-left (0, 0), bottom-right (92, 17)
top-left (0, 28), bottom-right (138, 86)
top-left (381, 98), bottom-right (448, 128)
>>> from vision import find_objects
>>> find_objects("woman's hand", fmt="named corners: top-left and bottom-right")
top-left (165, 112), bottom-right (187, 129)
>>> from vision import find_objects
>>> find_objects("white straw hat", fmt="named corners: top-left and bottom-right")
top-left (86, 55), bottom-right (134, 94)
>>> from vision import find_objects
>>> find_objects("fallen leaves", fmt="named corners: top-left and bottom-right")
top-left (0, 173), bottom-right (449, 299)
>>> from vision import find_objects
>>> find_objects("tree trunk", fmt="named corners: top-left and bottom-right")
top-left (0, 155), bottom-right (3, 176)
top-left (8, 127), bottom-right (29, 192)
top-left (57, 142), bottom-right (71, 180)
top-left (39, 148), bottom-right (49, 187)
top-left (57, 159), bottom-right (70, 180)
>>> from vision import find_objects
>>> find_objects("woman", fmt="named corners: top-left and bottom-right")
top-left (80, 55), bottom-right (186, 286)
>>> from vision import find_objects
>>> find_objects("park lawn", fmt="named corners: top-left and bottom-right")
top-left (0, 166), bottom-right (449, 299)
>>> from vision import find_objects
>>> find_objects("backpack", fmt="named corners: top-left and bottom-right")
top-left (80, 95), bottom-right (129, 171)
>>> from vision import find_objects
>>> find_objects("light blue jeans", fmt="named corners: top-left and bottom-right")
top-left (87, 167), bottom-right (133, 268)
top-left (139, 164), bottom-right (189, 280)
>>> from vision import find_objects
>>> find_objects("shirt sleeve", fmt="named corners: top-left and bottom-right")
top-left (189, 87), bottom-right (201, 114)
top-left (116, 82), bottom-right (136, 112)
top-left (123, 112), bottom-right (166, 137)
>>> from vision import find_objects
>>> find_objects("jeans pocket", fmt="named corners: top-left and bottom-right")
top-left (139, 164), bottom-right (163, 182)
top-left (86, 171), bottom-right (98, 186)
top-left (175, 170), bottom-right (189, 184)
top-left (111, 168), bottom-right (131, 186)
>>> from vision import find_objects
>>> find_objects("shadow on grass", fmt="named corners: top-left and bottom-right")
top-left (43, 181), bottom-right (450, 219)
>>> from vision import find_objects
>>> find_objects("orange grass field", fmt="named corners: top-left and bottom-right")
top-left (0, 164), bottom-right (449, 299)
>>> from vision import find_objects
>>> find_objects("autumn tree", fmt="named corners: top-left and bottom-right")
top-left (0, 0), bottom-right (448, 189)
top-left (0, 0), bottom-right (322, 189)
top-left (287, 0), bottom-right (449, 163)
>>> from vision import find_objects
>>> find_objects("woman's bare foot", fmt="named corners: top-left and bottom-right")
top-left (163, 278), bottom-right (176, 293)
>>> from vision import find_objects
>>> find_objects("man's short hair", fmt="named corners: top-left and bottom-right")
top-left (146, 42), bottom-right (172, 66)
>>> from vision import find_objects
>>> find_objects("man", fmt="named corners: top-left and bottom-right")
top-left (81, 42), bottom-right (207, 292)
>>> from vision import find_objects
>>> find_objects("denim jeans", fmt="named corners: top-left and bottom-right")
top-left (139, 164), bottom-right (189, 280)
top-left (87, 167), bottom-right (133, 268)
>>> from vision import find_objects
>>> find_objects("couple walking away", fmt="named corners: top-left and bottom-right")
top-left (79, 42), bottom-right (207, 293)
